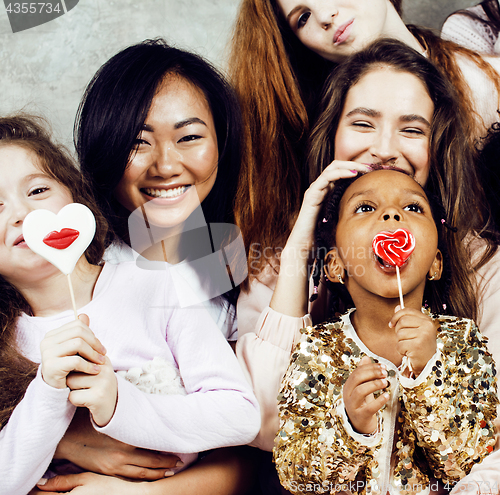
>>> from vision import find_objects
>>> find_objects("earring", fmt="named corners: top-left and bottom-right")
top-left (337, 274), bottom-right (344, 285)
top-left (428, 272), bottom-right (437, 281)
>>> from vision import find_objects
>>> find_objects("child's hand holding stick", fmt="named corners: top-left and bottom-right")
top-left (389, 307), bottom-right (439, 376)
top-left (24, 204), bottom-right (118, 425)
top-left (372, 229), bottom-right (416, 372)
top-left (40, 314), bottom-right (107, 390)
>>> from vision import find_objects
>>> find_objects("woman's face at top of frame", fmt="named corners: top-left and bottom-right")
top-left (334, 67), bottom-right (434, 185)
top-left (277, 0), bottom-right (393, 62)
top-left (114, 74), bottom-right (219, 229)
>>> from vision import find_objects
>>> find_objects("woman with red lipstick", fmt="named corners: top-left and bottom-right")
top-left (274, 169), bottom-right (497, 494)
top-left (228, 0), bottom-right (500, 303)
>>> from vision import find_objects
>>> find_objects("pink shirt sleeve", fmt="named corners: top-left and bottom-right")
top-left (470, 239), bottom-right (500, 455)
top-left (95, 301), bottom-right (260, 454)
top-left (0, 368), bottom-right (75, 495)
top-left (236, 266), bottom-right (312, 451)
top-left (471, 239), bottom-right (500, 367)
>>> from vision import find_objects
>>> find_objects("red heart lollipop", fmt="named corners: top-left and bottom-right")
top-left (372, 229), bottom-right (415, 267)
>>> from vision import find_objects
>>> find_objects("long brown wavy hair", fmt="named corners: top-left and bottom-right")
top-left (0, 115), bottom-right (108, 430)
top-left (228, 0), bottom-right (334, 287)
top-left (308, 39), bottom-right (499, 321)
top-left (228, 0), bottom-right (499, 286)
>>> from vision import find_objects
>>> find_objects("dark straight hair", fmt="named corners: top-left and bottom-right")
top-left (75, 38), bottom-right (243, 242)
top-left (481, 0), bottom-right (500, 33)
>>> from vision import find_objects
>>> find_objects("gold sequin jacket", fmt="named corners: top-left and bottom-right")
top-left (274, 309), bottom-right (498, 495)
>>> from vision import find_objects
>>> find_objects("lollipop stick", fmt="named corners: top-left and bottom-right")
top-left (396, 266), bottom-right (413, 373)
top-left (67, 274), bottom-right (78, 321)
top-left (396, 266), bottom-right (404, 309)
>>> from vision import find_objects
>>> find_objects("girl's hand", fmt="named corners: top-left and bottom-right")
top-left (40, 314), bottom-right (107, 389)
top-left (343, 356), bottom-right (389, 434)
top-left (67, 356), bottom-right (118, 427)
top-left (285, 161), bottom-right (371, 253)
top-left (389, 306), bottom-right (439, 375)
top-left (55, 408), bottom-right (179, 480)
top-left (35, 473), bottom-right (148, 495)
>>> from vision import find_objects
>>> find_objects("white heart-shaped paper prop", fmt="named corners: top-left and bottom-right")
top-left (22, 203), bottom-right (96, 275)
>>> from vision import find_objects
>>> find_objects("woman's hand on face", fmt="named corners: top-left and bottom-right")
top-left (285, 161), bottom-right (371, 253)
top-left (34, 473), bottom-right (149, 495)
top-left (56, 408), bottom-right (179, 480)
top-left (40, 314), bottom-right (107, 389)
top-left (390, 306), bottom-right (439, 375)
top-left (343, 356), bottom-right (389, 435)
top-left (67, 355), bottom-right (118, 427)
top-left (270, 161), bottom-right (370, 317)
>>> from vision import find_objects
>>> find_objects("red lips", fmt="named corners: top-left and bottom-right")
top-left (372, 229), bottom-right (415, 267)
top-left (43, 228), bottom-right (80, 250)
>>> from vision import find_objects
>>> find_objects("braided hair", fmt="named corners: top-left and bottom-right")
top-left (311, 170), bottom-right (465, 320)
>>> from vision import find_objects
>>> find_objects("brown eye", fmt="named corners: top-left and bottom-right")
top-left (297, 11), bottom-right (310, 28)
top-left (355, 204), bottom-right (374, 214)
top-left (29, 187), bottom-right (49, 196)
top-left (404, 203), bottom-right (423, 213)
top-left (132, 138), bottom-right (149, 148)
top-left (178, 135), bottom-right (201, 143)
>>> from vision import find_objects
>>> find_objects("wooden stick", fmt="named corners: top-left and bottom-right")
top-left (67, 273), bottom-right (78, 321)
top-left (396, 265), bottom-right (404, 309)
top-left (161, 240), bottom-right (168, 263)
top-left (396, 266), bottom-right (413, 373)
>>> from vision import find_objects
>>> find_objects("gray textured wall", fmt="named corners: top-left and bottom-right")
top-left (403, 0), bottom-right (476, 28)
top-left (0, 0), bottom-right (479, 149)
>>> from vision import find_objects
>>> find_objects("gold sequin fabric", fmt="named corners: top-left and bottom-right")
top-left (274, 309), bottom-right (498, 495)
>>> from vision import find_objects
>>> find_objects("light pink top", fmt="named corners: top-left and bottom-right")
top-left (2, 261), bottom-right (260, 495)
top-left (236, 263), bottom-right (313, 451)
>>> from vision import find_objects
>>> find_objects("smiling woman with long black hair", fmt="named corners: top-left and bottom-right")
top-left (34, 39), bottom-right (260, 495)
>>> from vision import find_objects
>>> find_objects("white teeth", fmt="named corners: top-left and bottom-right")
top-left (377, 256), bottom-right (394, 268)
top-left (143, 186), bottom-right (188, 198)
